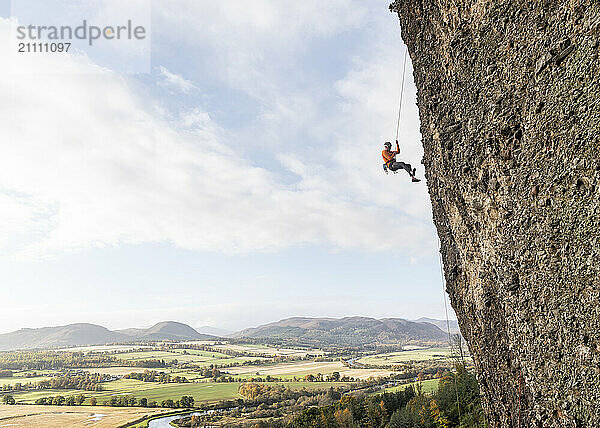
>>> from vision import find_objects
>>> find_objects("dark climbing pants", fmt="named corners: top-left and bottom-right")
top-left (389, 161), bottom-right (412, 175)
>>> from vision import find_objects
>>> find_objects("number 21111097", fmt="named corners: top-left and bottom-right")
top-left (18, 42), bottom-right (71, 53)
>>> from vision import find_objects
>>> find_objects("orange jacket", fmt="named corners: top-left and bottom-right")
top-left (382, 142), bottom-right (400, 165)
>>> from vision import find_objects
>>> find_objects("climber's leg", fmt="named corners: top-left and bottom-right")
top-left (389, 161), bottom-right (413, 176)
top-left (389, 161), bottom-right (421, 182)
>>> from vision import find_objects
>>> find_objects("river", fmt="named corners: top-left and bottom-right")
top-left (147, 409), bottom-right (228, 428)
top-left (148, 411), bottom-right (206, 428)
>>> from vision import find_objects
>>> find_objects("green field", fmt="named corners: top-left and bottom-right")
top-left (0, 370), bottom-right (58, 387)
top-left (12, 379), bottom-right (351, 405)
top-left (112, 350), bottom-right (265, 367)
top-left (358, 347), bottom-right (452, 366)
top-left (0, 376), bottom-right (53, 387)
top-left (212, 344), bottom-right (323, 357)
top-left (11, 380), bottom-right (240, 404)
top-left (224, 361), bottom-right (396, 381)
top-left (170, 349), bottom-right (230, 358)
top-left (113, 350), bottom-right (227, 363)
top-left (59, 344), bottom-right (152, 352)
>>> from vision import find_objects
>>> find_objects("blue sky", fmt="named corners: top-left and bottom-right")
top-left (0, 0), bottom-right (452, 333)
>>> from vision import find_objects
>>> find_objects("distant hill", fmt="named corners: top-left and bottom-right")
top-left (234, 316), bottom-right (447, 346)
top-left (195, 326), bottom-right (234, 337)
top-left (0, 321), bottom-right (216, 351)
top-left (0, 323), bottom-right (126, 352)
top-left (116, 321), bottom-right (212, 341)
top-left (413, 317), bottom-right (461, 335)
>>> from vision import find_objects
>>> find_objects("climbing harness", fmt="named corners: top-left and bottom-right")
top-left (382, 161), bottom-right (398, 175)
top-left (382, 47), bottom-right (409, 175)
top-left (438, 241), bottom-right (462, 422)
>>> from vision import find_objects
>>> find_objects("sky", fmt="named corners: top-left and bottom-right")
top-left (0, 0), bottom-right (453, 334)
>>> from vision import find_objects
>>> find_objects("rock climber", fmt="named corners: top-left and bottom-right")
top-left (382, 140), bottom-right (421, 182)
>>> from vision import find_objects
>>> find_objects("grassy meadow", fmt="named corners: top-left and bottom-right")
top-left (358, 347), bottom-right (453, 366)
top-left (111, 349), bottom-right (267, 366)
top-left (223, 360), bottom-right (396, 380)
top-left (11, 379), bottom-right (353, 405)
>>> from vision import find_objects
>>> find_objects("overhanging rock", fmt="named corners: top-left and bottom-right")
top-left (390, 1), bottom-right (600, 426)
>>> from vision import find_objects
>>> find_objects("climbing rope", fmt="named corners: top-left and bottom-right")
top-left (395, 47), bottom-right (409, 142)
top-left (438, 243), bottom-right (462, 422)
top-left (518, 371), bottom-right (523, 427)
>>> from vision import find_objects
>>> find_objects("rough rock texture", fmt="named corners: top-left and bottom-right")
top-left (390, 1), bottom-right (600, 426)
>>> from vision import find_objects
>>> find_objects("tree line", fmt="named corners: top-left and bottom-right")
top-left (124, 370), bottom-right (189, 383)
top-left (289, 364), bottom-right (486, 428)
top-left (37, 372), bottom-right (112, 391)
top-left (0, 351), bottom-right (169, 371)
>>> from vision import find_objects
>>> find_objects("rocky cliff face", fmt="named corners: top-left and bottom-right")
top-left (390, 1), bottom-right (600, 426)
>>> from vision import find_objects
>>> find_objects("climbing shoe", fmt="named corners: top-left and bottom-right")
top-left (412, 177), bottom-right (421, 183)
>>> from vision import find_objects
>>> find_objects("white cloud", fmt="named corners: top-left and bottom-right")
top-left (0, 192), bottom-right (55, 252)
top-left (0, 14), bottom-right (433, 258)
top-left (158, 66), bottom-right (197, 93)
top-left (152, 0), bottom-right (430, 213)
top-left (152, 0), bottom-right (368, 98)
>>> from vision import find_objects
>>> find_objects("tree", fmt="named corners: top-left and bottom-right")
top-left (90, 397), bottom-right (97, 406)
top-left (326, 387), bottom-right (341, 402)
top-left (435, 363), bottom-right (485, 427)
top-left (52, 395), bottom-right (65, 405)
top-left (139, 397), bottom-right (148, 407)
top-left (161, 399), bottom-right (175, 408)
top-left (404, 395), bottom-right (437, 428)
top-left (190, 415), bottom-right (200, 427)
top-left (76, 394), bottom-right (86, 405)
top-left (2, 395), bottom-right (15, 405)
top-left (65, 396), bottom-right (76, 406)
top-left (180, 395), bottom-right (194, 408)
top-left (334, 408), bottom-right (353, 426)
top-left (389, 407), bottom-right (418, 428)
